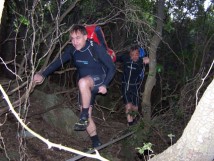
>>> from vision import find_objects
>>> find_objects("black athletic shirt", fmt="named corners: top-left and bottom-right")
top-left (42, 40), bottom-right (115, 87)
top-left (116, 54), bottom-right (144, 85)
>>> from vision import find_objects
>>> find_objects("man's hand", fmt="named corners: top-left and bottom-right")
top-left (98, 85), bottom-right (107, 94)
top-left (143, 57), bottom-right (150, 64)
top-left (33, 73), bottom-right (45, 85)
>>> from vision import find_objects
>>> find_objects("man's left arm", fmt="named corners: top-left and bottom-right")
top-left (143, 57), bottom-right (150, 64)
top-left (96, 46), bottom-right (116, 87)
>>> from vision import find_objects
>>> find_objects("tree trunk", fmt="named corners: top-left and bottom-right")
top-left (0, 0), bottom-right (5, 24)
top-left (142, 0), bottom-right (165, 122)
top-left (149, 79), bottom-right (214, 161)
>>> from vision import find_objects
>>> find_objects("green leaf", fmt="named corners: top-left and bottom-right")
top-left (156, 64), bottom-right (164, 73)
top-left (19, 16), bottom-right (30, 26)
top-left (168, 133), bottom-right (175, 138)
top-left (136, 142), bottom-right (153, 154)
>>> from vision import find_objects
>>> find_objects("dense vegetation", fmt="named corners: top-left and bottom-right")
top-left (0, 0), bottom-right (213, 160)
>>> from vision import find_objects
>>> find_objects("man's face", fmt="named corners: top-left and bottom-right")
top-left (130, 49), bottom-right (140, 62)
top-left (70, 31), bottom-right (87, 50)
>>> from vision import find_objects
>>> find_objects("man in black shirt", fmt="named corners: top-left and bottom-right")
top-left (117, 45), bottom-right (149, 126)
top-left (33, 24), bottom-right (115, 148)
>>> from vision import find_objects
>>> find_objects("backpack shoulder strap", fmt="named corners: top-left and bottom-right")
top-left (95, 26), bottom-right (107, 49)
top-left (89, 40), bottom-right (99, 62)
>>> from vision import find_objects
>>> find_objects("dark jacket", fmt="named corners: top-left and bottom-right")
top-left (116, 54), bottom-right (144, 85)
top-left (42, 40), bottom-right (115, 87)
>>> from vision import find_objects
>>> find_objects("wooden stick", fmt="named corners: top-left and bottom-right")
top-left (66, 130), bottom-right (134, 161)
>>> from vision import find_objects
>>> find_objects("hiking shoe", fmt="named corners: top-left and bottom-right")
top-left (131, 118), bottom-right (138, 126)
top-left (82, 142), bottom-right (102, 152)
top-left (92, 142), bottom-right (102, 149)
top-left (74, 118), bottom-right (89, 131)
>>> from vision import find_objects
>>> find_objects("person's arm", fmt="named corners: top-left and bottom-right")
top-left (140, 47), bottom-right (149, 64)
top-left (42, 44), bottom-right (75, 77)
top-left (138, 56), bottom-right (149, 80)
top-left (95, 45), bottom-right (116, 87)
top-left (143, 57), bottom-right (149, 64)
top-left (33, 44), bottom-right (75, 84)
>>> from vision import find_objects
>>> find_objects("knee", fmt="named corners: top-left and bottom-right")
top-left (132, 105), bottom-right (138, 112)
top-left (78, 77), bottom-right (88, 89)
top-left (125, 103), bottom-right (132, 113)
top-left (78, 77), bottom-right (94, 90)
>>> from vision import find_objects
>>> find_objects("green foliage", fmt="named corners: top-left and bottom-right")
top-left (13, 20), bottom-right (19, 32)
top-left (156, 64), bottom-right (164, 73)
top-left (130, 0), bottom-right (155, 11)
top-left (80, 0), bottom-right (96, 13)
top-left (168, 133), bottom-right (175, 146)
top-left (174, 107), bottom-right (185, 120)
top-left (143, 12), bottom-right (155, 26)
top-left (19, 15), bottom-right (30, 26)
top-left (44, 1), bottom-right (51, 11)
top-left (128, 0), bottom-right (156, 26)
top-left (137, 120), bottom-right (145, 130)
top-left (13, 15), bottom-right (30, 32)
top-left (168, 133), bottom-right (175, 138)
top-left (36, 58), bottom-right (46, 70)
top-left (78, 0), bottom-right (114, 23)
top-left (164, 19), bottom-right (175, 33)
top-left (136, 142), bottom-right (153, 155)
top-left (127, 110), bottom-right (138, 117)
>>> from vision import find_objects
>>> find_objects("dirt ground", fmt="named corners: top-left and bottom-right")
top-left (0, 96), bottom-right (135, 161)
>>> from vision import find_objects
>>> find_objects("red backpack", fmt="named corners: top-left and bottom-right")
top-left (85, 24), bottom-right (116, 62)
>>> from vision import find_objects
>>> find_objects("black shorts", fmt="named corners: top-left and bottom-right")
top-left (90, 74), bottom-right (106, 94)
top-left (122, 82), bottom-right (140, 106)
top-left (78, 74), bottom-right (106, 106)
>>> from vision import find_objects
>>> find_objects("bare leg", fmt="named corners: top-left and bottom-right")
top-left (76, 76), bottom-right (101, 146)
top-left (125, 103), bottom-right (138, 125)
top-left (131, 104), bottom-right (138, 118)
top-left (74, 76), bottom-right (94, 131)
top-left (85, 106), bottom-right (101, 147)
top-left (86, 106), bottom-right (97, 136)
top-left (125, 103), bottom-right (133, 122)
top-left (78, 76), bottom-right (94, 109)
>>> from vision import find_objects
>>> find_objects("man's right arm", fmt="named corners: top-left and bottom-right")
top-left (33, 44), bottom-right (75, 84)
